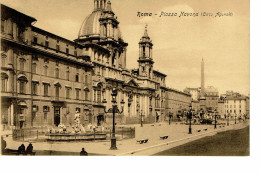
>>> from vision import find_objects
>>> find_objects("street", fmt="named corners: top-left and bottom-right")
top-left (153, 125), bottom-right (249, 156)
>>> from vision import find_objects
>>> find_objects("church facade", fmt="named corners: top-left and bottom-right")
top-left (1, 1), bottom-right (191, 130)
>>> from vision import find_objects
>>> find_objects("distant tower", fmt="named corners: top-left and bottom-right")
top-left (201, 58), bottom-right (205, 97)
top-left (138, 25), bottom-right (154, 79)
top-left (199, 58), bottom-right (206, 111)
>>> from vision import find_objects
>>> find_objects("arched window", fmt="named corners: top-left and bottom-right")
top-left (1, 72), bottom-right (8, 92)
top-left (18, 75), bottom-right (28, 94)
top-left (75, 73), bottom-right (79, 82)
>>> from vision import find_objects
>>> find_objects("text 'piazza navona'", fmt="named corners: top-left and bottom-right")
top-left (1, 0), bottom-right (192, 130)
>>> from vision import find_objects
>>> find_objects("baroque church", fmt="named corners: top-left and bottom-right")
top-left (1, 0), bottom-right (191, 130)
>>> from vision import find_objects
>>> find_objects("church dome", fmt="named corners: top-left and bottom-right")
top-left (78, 11), bottom-right (102, 38)
top-left (77, 0), bottom-right (124, 41)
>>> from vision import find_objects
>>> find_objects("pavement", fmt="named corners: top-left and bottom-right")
top-left (2, 120), bottom-right (249, 156)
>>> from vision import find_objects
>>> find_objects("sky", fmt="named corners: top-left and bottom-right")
top-left (1, 0), bottom-right (250, 95)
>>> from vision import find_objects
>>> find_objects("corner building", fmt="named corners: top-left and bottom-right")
top-left (1, 1), bottom-right (191, 130)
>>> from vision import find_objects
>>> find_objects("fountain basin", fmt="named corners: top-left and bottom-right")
top-left (46, 132), bottom-right (107, 141)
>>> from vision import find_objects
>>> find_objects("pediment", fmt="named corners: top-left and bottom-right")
top-left (126, 79), bottom-right (139, 87)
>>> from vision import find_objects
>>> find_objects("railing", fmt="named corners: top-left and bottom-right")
top-left (12, 126), bottom-right (135, 141)
top-left (12, 127), bottom-right (47, 141)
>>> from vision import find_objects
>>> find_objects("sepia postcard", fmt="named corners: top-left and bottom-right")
top-left (0, 0), bottom-right (250, 157)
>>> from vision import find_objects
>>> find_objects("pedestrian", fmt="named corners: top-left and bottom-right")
top-left (26, 143), bottom-right (34, 155)
top-left (1, 136), bottom-right (7, 154)
top-left (80, 148), bottom-right (88, 156)
top-left (18, 144), bottom-right (26, 155)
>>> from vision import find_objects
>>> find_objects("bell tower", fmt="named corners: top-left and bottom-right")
top-left (138, 25), bottom-right (154, 78)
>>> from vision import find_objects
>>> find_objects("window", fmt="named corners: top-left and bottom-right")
top-left (1, 19), bottom-right (4, 33)
top-left (1, 78), bottom-right (7, 92)
top-left (66, 87), bottom-right (70, 99)
top-left (55, 68), bottom-right (59, 78)
top-left (74, 49), bottom-right (77, 56)
top-left (45, 40), bottom-right (49, 48)
top-left (55, 86), bottom-right (59, 98)
top-left (43, 106), bottom-right (50, 112)
top-left (1, 55), bottom-right (6, 67)
top-left (20, 81), bottom-right (26, 94)
top-left (97, 88), bottom-right (101, 103)
top-left (75, 74), bottom-right (79, 82)
top-left (32, 63), bottom-right (37, 74)
top-left (44, 66), bottom-right (48, 76)
top-left (44, 58), bottom-right (49, 64)
top-left (66, 71), bottom-right (70, 81)
top-left (43, 83), bottom-right (49, 96)
top-left (143, 46), bottom-right (145, 57)
top-left (32, 82), bottom-right (38, 95)
top-left (66, 46), bottom-right (69, 55)
top-left (155, 98), bottom-right (160, 108)
top-left (85, 75), bottom-right (88, 84)
top-left (84, 89), bottom-right (89, 100)
top-left (76, 89), bottom-right (80, 100)
top-left (94, 90), bottom-right (96, 102)
top-left (20, 59), bottom-right (25, 71)
top-left (76, 108), bottom-right (81, 113)
top-left (33, 36), bottom-right (37, 43)
top-left (44, 113), bottom-right (47, 121)
top-left (56, 44), bottom-right (60, 52)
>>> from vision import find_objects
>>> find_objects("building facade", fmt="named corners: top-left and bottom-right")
top-left (223, 92), bottom-right (249, 119)
top-left (1, 1), bottom-right (191, 130)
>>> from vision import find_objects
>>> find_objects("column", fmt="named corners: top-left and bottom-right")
top-left (7, 48), bottom-right (13, 66)
top-left (100, 24), bottom-right (104, 37)
top-left (6, 18), bottom-right (13, 37)
top-left (12, 22), bottom-right (17, 41)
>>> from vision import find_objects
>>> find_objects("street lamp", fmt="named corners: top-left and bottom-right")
top-left (227, 113), bottom-right (230, 126)
top-left (214, 109), bottom-right (218, 129)
top-left (188, 104), bottom-right (192, 134)
top-left (103, 88), bottom-right (125, 150)
top-left (140, 110), bottom-right (143, 127)
top-left (168, 113), bottom-right (172, 125)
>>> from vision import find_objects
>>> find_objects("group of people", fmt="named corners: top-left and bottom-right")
top-left (18, 143), bottom-right (34, 155)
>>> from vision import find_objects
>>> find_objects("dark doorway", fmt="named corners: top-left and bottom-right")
top-left (97, 115), bottom-right (104, 126)
top-left (54, 106), bottom-right (60, 127)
